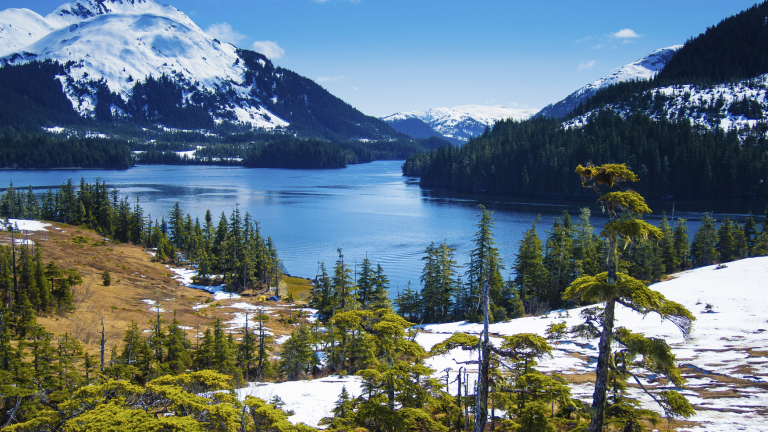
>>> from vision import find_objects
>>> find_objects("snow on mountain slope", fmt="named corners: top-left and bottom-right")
top-left (46, 0), bottom-right (197, 29)
top-left (564, 73), bottom-right (768, 136)
top-left (538, 45), bottom-right (682, 119)
top-left (0, 2), bottom-right (287, 129)
top-left (383, 105), bottom-right (539, 143)
top-left (0, 8), bottom-right (55, 56)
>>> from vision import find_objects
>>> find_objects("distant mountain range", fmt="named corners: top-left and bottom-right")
top-left (0, 0), bottom-right (403, 140)
top-left (383, 105), bottom-right (539, 144)
top-left (383, 47), bottom-right (682, 144)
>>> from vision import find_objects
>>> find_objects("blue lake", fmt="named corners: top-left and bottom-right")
top-left (1, 161), bottom-right (764, 292)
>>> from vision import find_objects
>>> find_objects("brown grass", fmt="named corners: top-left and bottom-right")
top-left (3, 222), bottom-right (310, 356)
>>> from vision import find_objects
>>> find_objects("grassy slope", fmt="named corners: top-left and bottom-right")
top-left (3, 223), bottom-right (311, 357)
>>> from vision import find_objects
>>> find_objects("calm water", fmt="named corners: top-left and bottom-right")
top-left (2, 161), bottom-right (765, 292)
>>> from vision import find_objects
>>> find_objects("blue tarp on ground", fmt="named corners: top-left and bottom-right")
top-left (267, 296), bottom-right (279, 301)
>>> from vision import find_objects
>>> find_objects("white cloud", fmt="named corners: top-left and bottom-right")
top-left (317, 75), bottom-right (345, 82)
top-left (575, 36), bottom-right (593, 43)
top-left (352, 86), bottom-right (358, 91)
top-left (578, 60), bottom-right (596, 71)
top-left (591, 44), bottom-right (605, 50)
top-left (205, 22), bottom-right (246, 45)
top-left (611, 28), bottom-right (642, 39)
top-left (251, 41), bottom-right (285, 59)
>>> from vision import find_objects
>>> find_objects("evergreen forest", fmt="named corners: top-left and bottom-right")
top-left (403, 110), bottom-right (768, 199)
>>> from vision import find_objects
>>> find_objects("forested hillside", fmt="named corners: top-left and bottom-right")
top-left (403, 111), bottom-right (768, 199)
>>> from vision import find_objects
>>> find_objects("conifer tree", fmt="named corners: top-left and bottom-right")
top-left (572, 208), bottom-right (603, 278)
top-left (279, 326), bottom-right (318, 380)
top-left (691, 213), bottom-right (719, 266)
top-left (565, 163), bottom-right (695, 431)
top-left (466, 205), bottom-right (505, 322)
top-left (543, 211), bottom-right (575, 306)
top-left (672, 219), bottom-right (690, 270)
top-left (370, 264), bottom-right (392, 310)
top-left (513, 219), bottom-right (548, 313)
top-left (163, 312), bottom-right (191, 375)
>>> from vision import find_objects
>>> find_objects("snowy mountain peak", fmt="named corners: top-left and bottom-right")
top-left (383, 105), bottom-right (539, 143)
top-left (538, 45), bottom-right (682, 119)
top-left (46, 0), bottom-right (196, 30)
top-left (586, 45), bottom-right (682, 92)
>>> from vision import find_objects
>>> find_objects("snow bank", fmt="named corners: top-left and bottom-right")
top-left (417, 257), bottom-right (768, 431)
top-left (4, 219), bottom-right (51, 232)
top-left (237, 376), bottom-right (363, 428)
top-left (166, 265), bottom-right (241, 300)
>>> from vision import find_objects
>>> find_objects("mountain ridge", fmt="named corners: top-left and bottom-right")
top-left (0, 0), bottom-right (403, 141)
top-left (536, 45), bottom-right (682, 119)
top-left (383, 105), bottom-right (539, 143)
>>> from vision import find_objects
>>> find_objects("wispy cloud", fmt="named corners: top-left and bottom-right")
top-left (317, 75), bottom-right (345, 82)
top-left (591, 44), bottom-right (605, 50)
top-left (352, 86), bottom-right (359, 91)
top-left (251, 41), bottom-right (285, 59)
top-left (575, 36), bottom-right (593, 43)
top-left (611, 28), bottom-right (642, 39)
top-left (205, 22), bottom-right (246, 45)
top-left (578, 60), bottom-right (596, 71)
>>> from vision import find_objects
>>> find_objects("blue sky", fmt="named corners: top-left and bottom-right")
top-left (14, 0), bottom-right (762, 117)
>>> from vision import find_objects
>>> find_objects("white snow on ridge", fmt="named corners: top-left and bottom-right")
top-left (538, 45), bottom-right (682, 119)
top-left (565, 73), bottom-right (768, 135)
top-left (0, 8), bottom-right (55, 56)
top-left (383, 105), bottom-right (540, 142)
top-left (0, 0), bottom-right (289, 130)
top-left (581, 45), bottom-right (682, 96)
top-left (46, 0), bottom-right (198, 30)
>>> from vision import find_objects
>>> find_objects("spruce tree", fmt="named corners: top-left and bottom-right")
top-left (466, 205), bottom-right (505, 321)
top-left (691, 213), bottom-right (719, 266)
top-left (566, 163), bottom-right (695, 432)
top-left (513, 219), bottom-right (548, 313)
top-left (543, 211), bottom-right (575, 306)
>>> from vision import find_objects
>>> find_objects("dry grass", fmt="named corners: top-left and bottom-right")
top-left (3, 222), bottom-right (310, 356)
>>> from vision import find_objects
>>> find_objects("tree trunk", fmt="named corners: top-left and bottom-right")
top-left (589, 297), bottom-right (616, 432)
top-left (473, 281), bottom-right (490, 432)
top-left (588, 231), bottom-right (618, 432)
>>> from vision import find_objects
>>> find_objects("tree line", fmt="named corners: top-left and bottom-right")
top-left (0, 179), bottom-right (280, 291)
top-left (403, 110), bottom-right (768, 199)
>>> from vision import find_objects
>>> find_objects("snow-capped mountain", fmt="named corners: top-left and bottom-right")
top-left (383, 105), bottom-right (539, 143)
top-left (537, 45), bottom-right (682, 119)
top-left (0, 0), bottom-right (400, 140)
top-left (565, 74), bottom-right (768, 137)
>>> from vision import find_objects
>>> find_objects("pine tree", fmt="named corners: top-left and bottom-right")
top-left (279, 326), bottom-right (318, 380)
top-left (691, 213), bottom-right (719, 266)
top-left (715, 216), bottom-right (736, 262)
top-left (370, 264), bottom-right (392, 310)
top-left (673, 219), bottom-right (690, 270)
top-left (543, 212), bottom-right (575, 306)
top-left (566, 163), bottom-right (695, 431)
top-left (572, 208), bottom-right (603, 277)
top-left (513, 219), bottom-right (548, 313)
top-left (466, 205), bottom-right (505, 321)
top-left (658, 214), bottom-right (677, 274)
top-left (356, 256), bottom-right (375, 308)
top-left (102, 270), bottom-right (111, 287)
top-left (163, 312), bottom-right (191, 375)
